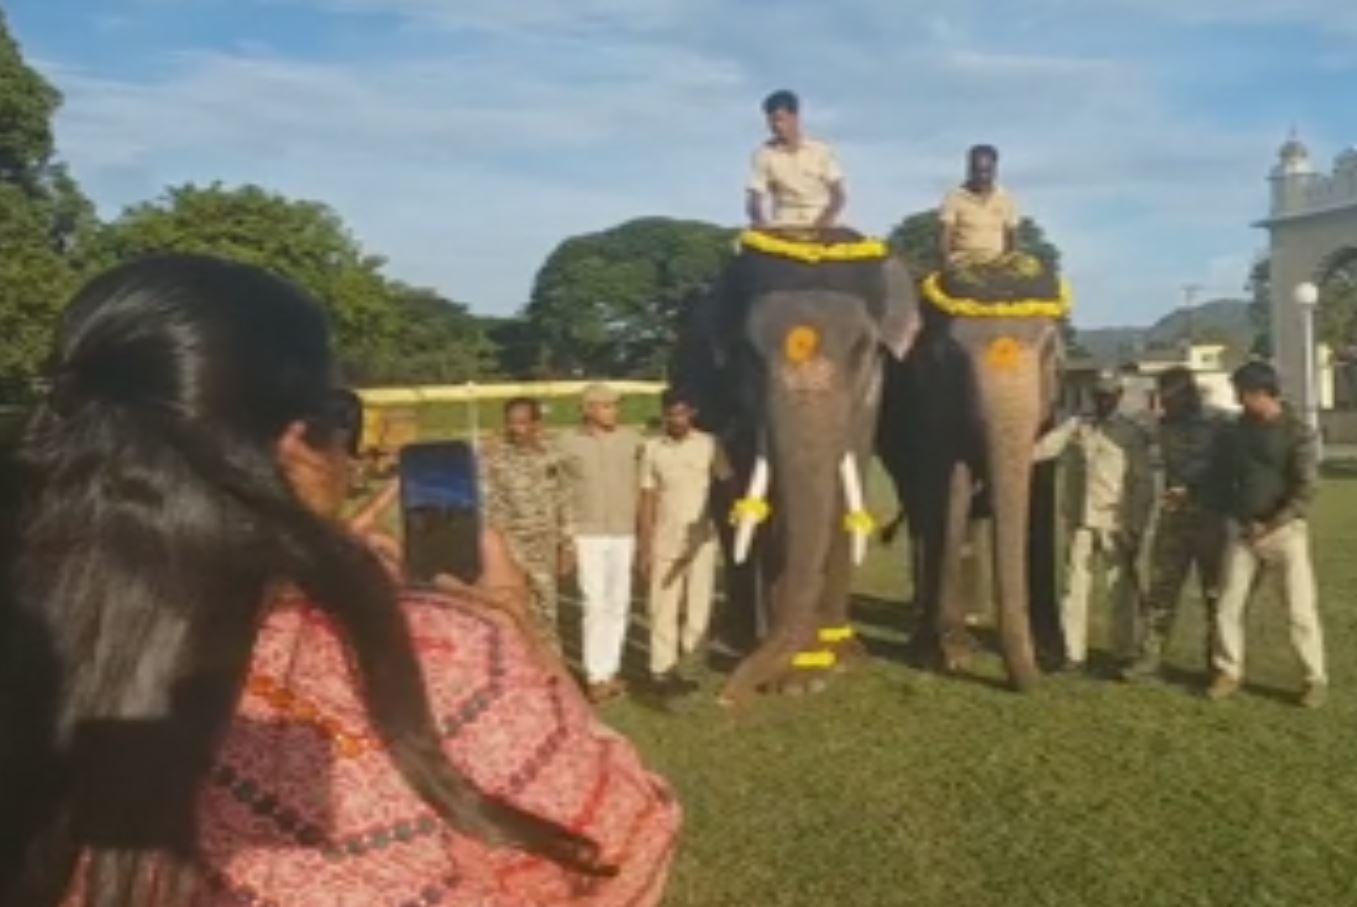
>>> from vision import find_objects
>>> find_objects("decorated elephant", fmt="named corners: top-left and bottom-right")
top-left (877, 252), bottom-right (1069, 691)
top-left (671, 227), bottom-right (919, 705)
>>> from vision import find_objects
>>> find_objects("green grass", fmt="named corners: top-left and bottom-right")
top-left (595, 472), bottom-right (1357, 907)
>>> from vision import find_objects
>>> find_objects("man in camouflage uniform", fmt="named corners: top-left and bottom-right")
top-left (1124, 367), bottom-right (1228, 681)
top-left (479, 396), bottom-right (575, 651)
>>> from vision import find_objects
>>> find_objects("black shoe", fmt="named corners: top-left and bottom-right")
top-left (651, 673), bottom-right (700, 698)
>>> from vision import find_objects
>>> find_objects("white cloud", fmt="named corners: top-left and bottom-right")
top-left (38, 0), bottom-right (1335, 327)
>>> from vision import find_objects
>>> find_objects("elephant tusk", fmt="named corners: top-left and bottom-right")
top-left (732, 457), bottom-right (770, 565)
top-left (840, 453), bottom-right (870, 566)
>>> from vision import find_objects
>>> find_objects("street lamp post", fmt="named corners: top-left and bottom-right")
top-left (1294, 281), bottom-right (1323, 463)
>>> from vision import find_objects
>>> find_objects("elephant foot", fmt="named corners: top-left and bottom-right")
top-left (716, 680), bottom-right (757, 710)
top-left (775, 667), bottom-right (832, 698)
top-left (818, 626), bottom-right (866, 673)
top-left (939, 628), bottom-right (981, 673)
top-left (1008, 671), bottom-right (1040, 694)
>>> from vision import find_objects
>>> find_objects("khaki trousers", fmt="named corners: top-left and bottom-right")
top-left (647, 538), bottom-right (718, 676)
top-left (1062, 526), bottom-right (1141, 664)
top-left (1213, 520), bottom-right (1326, 684)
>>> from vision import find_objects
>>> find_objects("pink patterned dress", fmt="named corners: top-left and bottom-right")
top-left (70, 591), bottom-right (679, 905)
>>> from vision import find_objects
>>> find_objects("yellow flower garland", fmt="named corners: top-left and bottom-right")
top-left (922, 271), bottom-right (1073, 320)
top-left (737, 229), bottom-right (888, 263)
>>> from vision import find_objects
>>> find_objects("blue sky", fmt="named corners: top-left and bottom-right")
top-left (7, 0), bottom-right (1357, 326)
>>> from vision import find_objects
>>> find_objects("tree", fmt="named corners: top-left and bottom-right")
top-left (354, 284), bottom-right (494, 385)
top-left (526, 217), bottom-right (735, 377)
top-left (886, 209), bottom-right (1076, 349)
top-left (478, 316), bottom-right (548, 380)
top-left (1316, 249), bottom-right (1357, 353)
top-left (0, 12), bottom-right (97, 395)
top-left (96, 183), bottom-right (407, 378)
top-left (1247, 256), bottom-right (1273, 358)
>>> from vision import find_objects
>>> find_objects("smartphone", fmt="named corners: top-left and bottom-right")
top-left (398, 440), bottom-right (482, 585)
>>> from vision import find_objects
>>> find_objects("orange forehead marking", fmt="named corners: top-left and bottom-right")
top-left (985, 336), bottom-right (1023, 371)
top-left (785, 325), bottom-right (821, 363)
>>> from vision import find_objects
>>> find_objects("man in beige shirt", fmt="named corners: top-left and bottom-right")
top-left (557, 383), bottom-right (644, 702)
top-left (638, 390), bottom-right (731, 698)
top-left (1035, 372), bottom-right (1155, 672)
top-left (746, 89), bottom-right (846, 229)
top-left (939, 144), bottom-right (1020, 266)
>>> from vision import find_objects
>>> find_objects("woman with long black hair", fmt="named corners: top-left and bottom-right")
top-left (0, 255), bottom-right (678, 907)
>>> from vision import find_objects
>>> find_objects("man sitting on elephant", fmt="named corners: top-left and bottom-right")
top-left (746, 89), bottom-right (846, 230)
top-left (940, 144), bottom-right (1020, 266)
top-left (929, 144), bottom-right (1062, 312)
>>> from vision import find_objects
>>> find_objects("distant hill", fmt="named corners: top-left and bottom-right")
top-left (1077, 298), bottom-right (1255, 366)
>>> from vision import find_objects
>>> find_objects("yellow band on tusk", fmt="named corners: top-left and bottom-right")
top-left (819, 626), bottom-right (855, 644)
top-left (792, 650), bottom-right (838, 670)
top-left (844, 510), bottom-right (877, 535)
top-left (730, 497), bottom-right (771, 526)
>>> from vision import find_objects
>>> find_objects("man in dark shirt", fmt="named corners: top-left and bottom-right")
top-left (1124, 368), bottom-right (1229, 682)
top-left (1208, 361), bottom-right (1326, 707)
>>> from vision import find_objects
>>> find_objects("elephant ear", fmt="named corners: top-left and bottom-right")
top-left (874, 256), bottom-right (922, 361)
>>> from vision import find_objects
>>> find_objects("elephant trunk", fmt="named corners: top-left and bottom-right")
top-left (721, 398), bottom-right (847, 702)
top-left (973, 350), bottom-right (1043, 691)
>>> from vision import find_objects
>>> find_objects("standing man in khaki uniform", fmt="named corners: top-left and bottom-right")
top-left (940, 145), bottom-right (1021, 266)
top-left (637, 390), bottom-right (730, 698)
top-left (479, 396), bottom-right (575, 653)
top-left (1207, 361), bottom-right (1327, 708)
top-left (557, 383), bottom-right (644, 703)
top-left (746, 89), bottom-right (846, 230)
top-left (1036, 373), bottom-right (1155, 672)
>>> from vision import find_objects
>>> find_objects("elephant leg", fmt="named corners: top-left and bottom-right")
top-left (819, 519), bottom-right (866, 671)
top-left (938, 461), bottom-right (977, 671)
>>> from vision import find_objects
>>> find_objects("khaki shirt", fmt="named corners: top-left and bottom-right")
top-left (557, 426), bottom-right (643, 537)
top-left (641, 431), bottom-right (719, 554)
top-left (940, 185), bottom-right (1019, 264)
top-left (1036, 413), bottom-right (1154, 535)
top-left (748, 138), bottom-right (843, 227)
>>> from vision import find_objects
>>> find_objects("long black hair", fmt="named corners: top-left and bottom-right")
top-left (0, 255), bottom-right (604, 907)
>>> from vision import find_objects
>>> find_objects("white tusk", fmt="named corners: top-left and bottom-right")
top-left (733, 457), bottom-right (770, 565)
top-left (841, 453), bottom-right (868, 566)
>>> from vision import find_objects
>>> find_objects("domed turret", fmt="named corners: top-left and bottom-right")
top-left (1273, 130), bottom-right (1315, 177)
top-left (1270, 130), bottom-right (1318, 215)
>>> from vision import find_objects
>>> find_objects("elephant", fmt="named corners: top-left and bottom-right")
top-left (671, 229), bottom-right (919, 705)
top-left (877, 297), bottom-right (1065, 692)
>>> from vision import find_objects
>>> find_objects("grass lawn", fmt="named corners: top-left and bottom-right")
top-left (595, 468), bottom-right (1357, 907)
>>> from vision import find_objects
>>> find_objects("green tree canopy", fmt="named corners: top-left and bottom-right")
top-left (96, 183), bottom-right (407, 377)
top-left (96, 183), bottom-right (500, 385)
top-left (0, 12), bottom-right (97, 395)
top-left (1247, 256), bottom-right (1273, 358)
top-left (361, 284), bottom-right (495, 385)
top-left (526, 217), bottom-right (735, 377)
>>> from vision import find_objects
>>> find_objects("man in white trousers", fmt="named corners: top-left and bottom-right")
top-left (558, 383), bottom-right (644, 703)
top-left (1207, 361), bottom-right (1327, 708)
